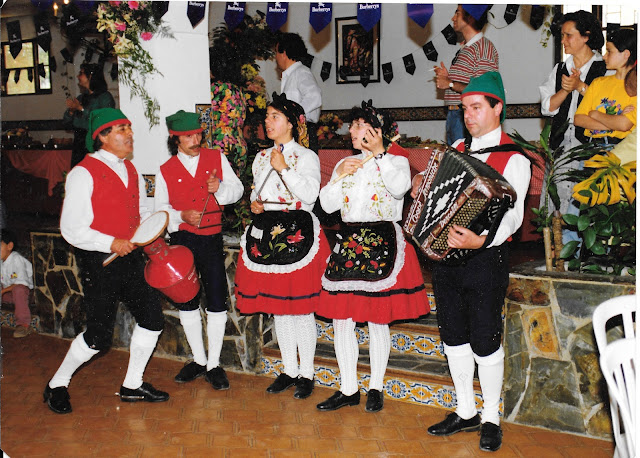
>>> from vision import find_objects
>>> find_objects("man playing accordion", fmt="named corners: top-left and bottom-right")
top-left (413, 72), bottom-right (531, 452)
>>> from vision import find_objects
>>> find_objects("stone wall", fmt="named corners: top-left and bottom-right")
top-left (29, 230), bottom-right (269, 374)
top-left (503, 262), bottom-right (635, 439)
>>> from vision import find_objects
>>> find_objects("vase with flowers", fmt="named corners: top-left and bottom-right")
top-left (96, 1), bottom-right (172, 127)
top-left (316, 112), bottom-right (344, 144)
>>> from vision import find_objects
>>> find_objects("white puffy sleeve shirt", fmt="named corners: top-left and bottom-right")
top-left (250, 140), bottom-right (320, 212)
top-left (319, 151), bottom-right (411, 223)
top-left (154, 150), bottom-right (244, 233)
top-left (60, 150), bottom-right (153, 253)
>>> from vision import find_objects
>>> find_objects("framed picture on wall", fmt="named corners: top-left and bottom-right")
top-left (335, 16), bottom-right (380, 84)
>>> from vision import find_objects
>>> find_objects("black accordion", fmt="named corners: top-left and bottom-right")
top-left (403, 147), bottom-right (517, 263)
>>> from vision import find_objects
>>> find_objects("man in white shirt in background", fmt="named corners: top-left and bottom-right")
top-left (275, 32), bottom-right (322, 153)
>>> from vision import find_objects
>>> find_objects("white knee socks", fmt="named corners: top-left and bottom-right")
top-left (206, 311), bottom-right (227, 370)
top-left (444, 342), bottom-right (477, 420)
top-left (333, 318), bottom-right (359, 396)
top-left (295, 313), bottom-right (317, 380)
top-left (179, 309), bottom-right (207, 366)
top-left (273, 314), bottom-right (299, 378)
top-left (368, 322), bottom-right (390, 391)
top-left (49, 332), bottom-right (99, 388)
top-left (475, 346), bottom-right (505, 426)
top-left (122, 325), bottom-right (161, 390)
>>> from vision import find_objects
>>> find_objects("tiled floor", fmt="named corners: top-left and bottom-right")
top-left (0, 327), bottom-right (614, 457)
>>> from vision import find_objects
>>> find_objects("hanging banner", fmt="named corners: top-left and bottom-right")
top-left (309, 2), bottom-right (332, 33)
top-left (461, 4), bottom-right (489, 21)
top-left (504, 5), bottom-right (519, 25)
top-left (382, 62), bottom-right (393, 83)
top-left (225, 2), bottom-right (246, 30)
top-left (530, 5), bottom-right (545, 31)
top-left (7, 21), bottom-right (23, 59)
top-left (267, 2), bottom-right (289, 32)
top-left (60, 48), bottom-right (74, 64)
top-left (320, 61), bottom-right (332, 81)
top-left (50, 55), bottom-right (57, 72)
top-left (357, 3), bottom-right (381, 32)
top-left (34, 12), bottom-right (51, 52)
top-left (152, 2), bottom-right (170, 19)
top-left (441, 24), bottom-right (457, 45)
top-left (407, 4), bottom-right (433, 28)
top-left (403, 54), bottom-right (416, 75)
top-left (302, 54), bottom-right (314, 69)
top-left (422, 41), bottom-right (438, 62)
top-left (187, 1), bottom-right (206, 28)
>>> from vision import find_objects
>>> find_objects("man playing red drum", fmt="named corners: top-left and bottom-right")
top-left (45, 108), bottom-right (169, 414)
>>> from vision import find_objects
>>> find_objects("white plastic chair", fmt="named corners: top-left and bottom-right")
top-left (592, 294), bottom-right (637, 458)
top-left (600, 338), bottom-right (636, 458)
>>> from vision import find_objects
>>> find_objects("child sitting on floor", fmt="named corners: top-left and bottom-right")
top-left (1, 229), bottom-right (34, 338)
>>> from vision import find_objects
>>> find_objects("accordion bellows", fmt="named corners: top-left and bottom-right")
top-left (404, 147), bottom-right (517, 263)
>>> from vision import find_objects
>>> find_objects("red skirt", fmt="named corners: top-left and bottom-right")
top-left (316, 240), bottom-right (430, 324)
top-left (235, 230), bottom-right (331, 315)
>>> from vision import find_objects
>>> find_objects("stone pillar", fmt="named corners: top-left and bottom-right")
top-left (118, 2), bottom-right (211, 175)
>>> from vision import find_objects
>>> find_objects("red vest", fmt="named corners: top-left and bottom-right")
top-left (455, 132), bottom-right (519, 175)
top-left (160, 148), bottom-right (224, 235)
top-left (80, 156), bottom-right (140, 240)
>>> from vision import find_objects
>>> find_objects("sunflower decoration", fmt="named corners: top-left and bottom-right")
top-left (572, 152), bottom-right (636, 206)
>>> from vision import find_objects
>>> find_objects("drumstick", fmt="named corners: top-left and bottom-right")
top-left (330, 134), bottom-right (401, 184)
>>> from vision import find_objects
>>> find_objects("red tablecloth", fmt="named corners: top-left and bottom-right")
top-left (3, 149), bottom-right (71, 196)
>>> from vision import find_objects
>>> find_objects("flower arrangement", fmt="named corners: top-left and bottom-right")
top-left (242, 64), bottom-right (267, 114)
top-left (97, 1), bottom-right (172, 127)
top-left (317, 113), bottom-right (344, 140)
top-left (560, 151), bottom-right (636, 275)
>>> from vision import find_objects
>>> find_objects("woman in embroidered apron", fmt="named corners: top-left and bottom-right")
top-left (316, 101), bottom-right (431, 413)
top-left (235, 93), bottom-right (330, 400)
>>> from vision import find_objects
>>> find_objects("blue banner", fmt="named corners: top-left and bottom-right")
top-left (357, 3), bottom-right (381, 32)
top-left (187, 1), bottom-right (206, 28)
top-left (309, 2), bottom-right (332, 33)
top-left (267, 2), bottom-right (289, 32)
top-left (225, 2), bottom-right (246, 30)
top-left (407, 4), bottom-right (433, 28)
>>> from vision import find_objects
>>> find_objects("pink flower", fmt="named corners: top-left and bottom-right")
top-left (141, 32), bottom-right (153, 41)
top-left (115, 21), bottom-right (127, 31)
top-left (287, 230), bottom-right (305, 244)
top-left (250, 244), bottom-right (262, 257)
top-left (128, 1), bottom-right (139, 9)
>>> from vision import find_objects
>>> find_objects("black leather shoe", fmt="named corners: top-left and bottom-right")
top-left (427, 412), bottom-right (481, 436)
top-left (293, 377), bottom-right (314, 399)
top-left (316, 391), bottom-right (360, 411)
top-left (479, 422), bottom-right (502, 452)
top-left (365, 389), bottom-right (384, 412)
top-left (43, 385), bottom-right (72, 414)
top-left (174, 361), bottom-right (207, 383)
top-left (119, 382), bottom-right (169, 403)
top-left (205, 366), bottom-right (230, 390)
top-left (266, 373), bottom-right (297, 394)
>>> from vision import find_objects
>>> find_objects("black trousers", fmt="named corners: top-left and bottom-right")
top-left (169, 231), bottom-right (228, 313)
top-left (431, 244), bottom-right (509, 357)
top-left (75, 249), bottom-right (164, 350)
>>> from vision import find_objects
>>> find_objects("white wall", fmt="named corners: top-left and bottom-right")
top-left (209, 2), bottom-right (553, 142)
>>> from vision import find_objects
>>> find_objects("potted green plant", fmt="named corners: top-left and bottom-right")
top-left (560, 151), bottom-right (636, 275)
top-left (509, 120), bottom-right (604, 270)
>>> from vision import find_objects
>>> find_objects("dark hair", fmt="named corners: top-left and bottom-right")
top-left (559, 10), bottom-right (605, 51)
top-left (275, 33), bottom-right (308, 62)
top-left (460, 4), bottom-right (492, 32)
top-left (81, 63), bottom-right (108, 94)
top-left (93, 126), bottom-right (112, 152)
top-left (347, 100), bottom-right (397, 148)
top-left (167, 135), bottom-right (180, 155)
top-left (485, 96), bottom-right (501, 108)
top-left (608, 28), bottom-right (637, 68)
top-left (209, 45), bottom-right (244, 86)
top-left (1, 229), bottom-right (17, 246)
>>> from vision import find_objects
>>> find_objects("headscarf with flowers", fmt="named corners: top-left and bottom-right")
top-left (269, 92), bottom-right (309, 148)
top-left (348, 100), bottom-right (399, 148)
